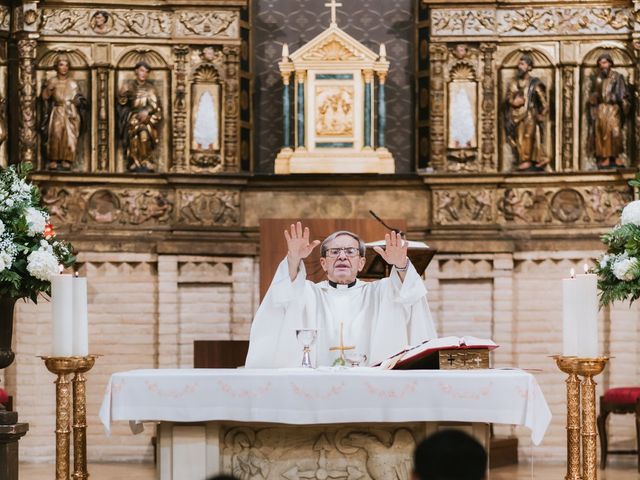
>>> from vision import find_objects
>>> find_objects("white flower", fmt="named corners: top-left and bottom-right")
top-left (25, 207), bottom-right (47, 237)
top-left (0, 220), bottom-right (4, 236)
top-left (600, 254), bottom-right (610, 269)
top-left (0, 251), bottom-right (11, 272)
top-left (612, 256), bottom-right (638, 281)
top-left (621, 200), bottom-right (640, 226)
top-left (27, 248), bottom-right (59, 281)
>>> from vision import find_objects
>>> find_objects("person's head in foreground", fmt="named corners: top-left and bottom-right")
top-left (413, 429), bottom-right (487, 480)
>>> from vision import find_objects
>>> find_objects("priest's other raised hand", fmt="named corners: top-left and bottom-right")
top-left (285, 221), bottom-right (321, 281)
top-left (372, 231), bottom-right (409, 281)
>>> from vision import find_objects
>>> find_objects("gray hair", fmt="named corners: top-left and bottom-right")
top-left (320, 230), bottom-right (366, 257)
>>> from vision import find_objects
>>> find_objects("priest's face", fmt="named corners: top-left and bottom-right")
top-left (320, 234), bottom-right (365, 284)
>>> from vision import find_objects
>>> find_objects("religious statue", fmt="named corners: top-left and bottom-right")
top-left (117, 61), bottom-right (163, 172)
top-left (503, 54), bottom-right (549, 172)
top-left (587, 53), bottom-right (630, 169)
top-left (40, 54), bottom-right (88, 171)
top-left (90, 11), bottom-right (112, 35)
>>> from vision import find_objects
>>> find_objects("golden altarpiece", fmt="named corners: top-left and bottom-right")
top-left (416, 0), bottom-right (638, 246)
top-left (0, 0), bottom-right (251, 254)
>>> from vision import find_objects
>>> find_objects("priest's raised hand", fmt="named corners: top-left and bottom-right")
top-left (284, 221), bottom-right (321, 281)
top-left (372, 231), bottom-right (409, 281)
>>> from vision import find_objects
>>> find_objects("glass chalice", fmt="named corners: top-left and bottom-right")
top-left (296, 329), bottom-right (318, 368)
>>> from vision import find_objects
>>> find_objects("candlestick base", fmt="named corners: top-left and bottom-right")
top-left (41, 355), bottom-right (98, 480)
top-left (553, 355), bottom-right (608, 480)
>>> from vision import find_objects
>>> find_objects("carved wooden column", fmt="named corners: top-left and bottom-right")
top-left (561, 65), bottom-right (575, 171)
top-left (95, 64), bottom-right (110, 172)
top-left (479, 43), bottom-right (496, 171)
top-left (17, 38), bottom-right (37, 165)
top-left (223, 45), bottom-right (240, 172)
top-left (632, 35), bottom-right (640, 168)
top-left (172, 45), bottom-right (189, 173)
top-left (429, 44), bottom-right (447, 170)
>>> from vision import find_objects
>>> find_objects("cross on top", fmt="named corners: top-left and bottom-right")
top-left (325, 0), bottom-right (343, 25)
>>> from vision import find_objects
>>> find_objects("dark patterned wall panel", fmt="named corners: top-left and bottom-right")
top-left (254, 0), bottom-right (414, 173)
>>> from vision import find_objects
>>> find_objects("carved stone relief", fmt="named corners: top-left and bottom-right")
top-left (40, 9), bottom-right (238, 39)
top-left (172, 45), bottom-right (189, 172)
top-left (434, 190), bottom-right (494, 225)
top-left (0, 7), bottom-right (10, 31)
top-left (561, 66), bottom-right (575, 170)
top-left (479, 44), bottom-right (496, 171)
top-left (177, 190), bottom-right (240, 227)
top-left (41, 186), bottom-right (175, 227)
top-left (17, 39), bottom-right (37, 165)
top-left (221, 423), bottom-right (420, 480)
top-left (496, 186), bottom-right (631, 225)
top-left (430, 7), bottom-right (633, 37)
top-left (429, 44), bottom-right (447, 170)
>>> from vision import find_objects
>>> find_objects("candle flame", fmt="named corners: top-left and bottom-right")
top-left (58, 265), bottom-right (63, 274)
top-left (74, 271), bottom-right (79, 278)
top-left (570, 268), bottom-right (575, 278)
top-left (584, 263), bottom-right (589, 274)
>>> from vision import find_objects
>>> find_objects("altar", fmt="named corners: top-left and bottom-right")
top-left (99, 368), bottom-right (551, 480)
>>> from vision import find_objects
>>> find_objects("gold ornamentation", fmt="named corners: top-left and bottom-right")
top-left (23, 9), bottom-right (38, 25)
top-left (431, 10), bottom-right (495, 36)
top-left (40, 8), bottom-right (173, 38)
top-left (562, 67), bottom-right (575, 171)
top-left (223, 46), bottom-right (240, 172)
top-left (42, 355), bottom-right (98, 480)
top-left (429, 44), bottom-right (447, 170)
top-left (176, 11), bottom-right (238, 38)
top-left (172, 46), bottom-right (189, 172)
top-left (178, 190), bottom-right (240, 226)
top-left (17, 39), bottom-right (37, 165)
top-left (302, 37), bottom-right (363, 61)
top-left (96, 66), bottom-right (110, 171)
top-left (315, 86), bottom-right (354, 137)
top-left (479, 44), bottom-right (496, 171)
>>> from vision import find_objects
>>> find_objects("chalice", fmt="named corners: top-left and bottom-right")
top-left (296, 329), bottom-right (318, 368)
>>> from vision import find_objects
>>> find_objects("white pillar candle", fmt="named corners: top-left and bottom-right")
top-left (72, 275), bottom-right (89, 356)
top-left (282, 43), bottom-right (289, 59)
top-left (562, 269), bottom-right (580, 356)
top-left (51, 273), bottom-right (73, 356)
top-left (576, 267), bottom-right (599, 358)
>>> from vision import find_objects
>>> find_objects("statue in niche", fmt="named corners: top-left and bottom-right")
top-left (117, 61), bottom-right (163, 172)
top-left (193, 90), bottom-right (219, 150)
top-left (587, 53), bottom-right (630, 169)
top-left (503, 54), bottom-right (549, 172)
top-left (40, 54), bottom-right (88, 171)
top-left (90, 11), bottom-right (112, 35)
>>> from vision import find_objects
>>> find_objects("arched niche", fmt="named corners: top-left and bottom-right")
top-left (579, 46), bottom-right (635, 170)
top-left (447, 61), bottom-right (478, 164)
top-left (190, 58), bottom-right (225, 172)
top-left (36, 48), bottom-right (91, 172)
top-left (498, 48), bottom-right (555, 173)
top-left (114, 48), bottom-right (170, 173)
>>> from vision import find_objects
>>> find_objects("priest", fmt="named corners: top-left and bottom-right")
top-left (245, 222), bottom-right (437, 368)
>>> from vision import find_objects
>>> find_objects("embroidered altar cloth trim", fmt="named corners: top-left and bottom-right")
top-left (99, 367), bottom-right (551, 445)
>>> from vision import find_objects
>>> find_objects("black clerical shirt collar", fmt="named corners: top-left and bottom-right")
top-left (328, 280), bottom-right (357, 289)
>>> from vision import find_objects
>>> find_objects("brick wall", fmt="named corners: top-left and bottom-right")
top-left (7, 249), bottom-right (638, 463)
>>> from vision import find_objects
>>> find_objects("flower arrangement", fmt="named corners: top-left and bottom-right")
top-left (0, 163), bottom-right (74, 302)
top-left (595, 176), bottom-right (640, 307)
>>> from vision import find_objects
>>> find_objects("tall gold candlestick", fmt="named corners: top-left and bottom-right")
top-left (42, 355), bottom-right (98, 480)
top-left (554, 355), bottom-right (582, 480)
top-left (577, 358), bottom-right (608, 480)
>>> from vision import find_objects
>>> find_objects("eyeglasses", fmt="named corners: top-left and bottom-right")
top-left (324, 247), bottom-right (360, 258)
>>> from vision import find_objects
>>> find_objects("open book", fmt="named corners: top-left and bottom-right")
top-left (363, 239), bottom-right (436, 278)
top-left (375, 336), bottom-right (498, 370)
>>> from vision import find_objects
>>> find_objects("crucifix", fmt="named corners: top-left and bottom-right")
top-left (329, 322), bottom-right (355, 366)
top-left (325, 0), bottom-right (343, 25)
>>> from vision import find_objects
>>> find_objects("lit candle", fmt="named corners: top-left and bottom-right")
top-left (576, 264), bottom-right (599, 357)
top-left (562, 268), bottom-right (580, 356)
top-left (72, 272), bottom-right (88, 356)
top-left (562, 266), bottom-right (599, 357)
top-left (282, 43), bottom-right (289, 59)
top-left (51, 268), bottom-right (73, 356)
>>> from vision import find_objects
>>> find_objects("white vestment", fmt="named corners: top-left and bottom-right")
top-left (245, 258), bottom-right (437, 368)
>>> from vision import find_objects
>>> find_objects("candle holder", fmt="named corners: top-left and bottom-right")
top-left (553, 355), bottom-right (609, 480)
top-left (41, 355), bottom-right (98, 480)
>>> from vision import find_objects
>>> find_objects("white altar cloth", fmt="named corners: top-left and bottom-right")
top-left (99, 367), bottom-right (551, 445)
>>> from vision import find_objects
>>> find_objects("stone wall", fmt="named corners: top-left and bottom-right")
top-left (8, 248), bottom-right (639, 463)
